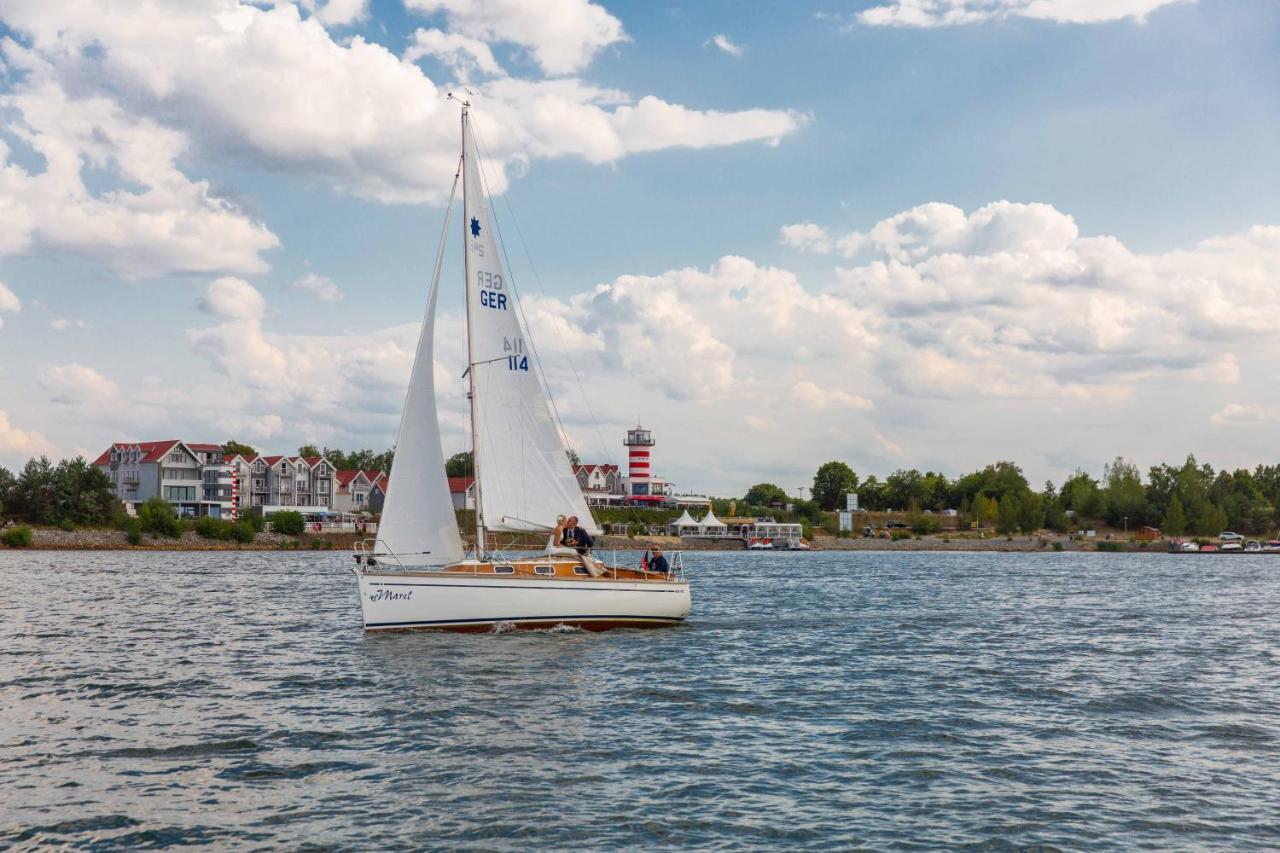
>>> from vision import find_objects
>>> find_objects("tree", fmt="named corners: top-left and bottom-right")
top-left (566, 449), bottom-right (580, 467)
top-left (1102, 456), bottom-right (1149, 528)
top-left (446, 451), bottom-right (474, 478)
top-left (885, 469), bottom-right (929, 511)
top-left (1017, 491), bottom-right (1044, 534)
top-left (1190, 502), bottom-right (1228, 537)
top-left (1061, 470), bottom-right (1103, 520)
top-left (297, 444), bottom-right (321, 458)
top-left (271, 510), bottom-right (305, 536)
top-left (859, 475), bottom-right (886, 511)
top-left (996, 494), bottom-right (1021, 535)
top-left (10, 457), bottom-right (56, 525)
top-left (812, 461), bottom-right (858, 511)
top-left (743, 483), bottom-right (788, 507)
top-left (51, 458), bottom-right (116, 526)
top-left (1043, 481), bottom-right (1069, 532)
top-left (1163, 494), bottom-right (1186, 537)
top-left (222, 440), bottom-right (257, 457)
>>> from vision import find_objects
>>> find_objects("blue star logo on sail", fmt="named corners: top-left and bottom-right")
top-left (470, 217), bottom-right (481, 238)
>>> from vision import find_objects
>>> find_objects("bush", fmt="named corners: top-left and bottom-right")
top-left (1096, 540), bottom-right (1123, 552)
top-left (123, 517), bottom-right (143, 545)
top-left (1052, 541), bottom-right (1064, 552)
top-left (194, 516), bottom-right (232, 540)
top-left (229, 520), bottom-right (257, 544)
top-left (245, 513), bottom-right (266, 533)
top-left (57, 518), bottom-right (76, 532)
top-left (2, 525), bottom-right (33, 547)
top-left (308, 537), bottom-right (333, 550)
top-left (890, 530), bottom-right (911, 541)
top-left (271, 510), bottom-right (305, 536)
top-left (138, 497), bottom-right (182, 538)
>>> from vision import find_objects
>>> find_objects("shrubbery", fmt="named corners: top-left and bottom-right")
top-left (123, 517), bottom-right (143, 545)
top-left (1, 525), bottom-right (33, 547)
top-left (271, 510), bottom-right (305, 536)
top-left (229, 521), bottom-right (257, 544)
top-left (138, 497), bottom-right (183, 538)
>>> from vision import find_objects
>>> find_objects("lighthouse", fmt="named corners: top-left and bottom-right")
top-left (623, 425), bottom-right (667, 502)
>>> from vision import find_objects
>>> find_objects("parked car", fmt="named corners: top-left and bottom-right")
top-left (1219, 531), bottom-right (1244, 542)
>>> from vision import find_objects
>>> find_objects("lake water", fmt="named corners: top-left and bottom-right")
top-left (3, 549), bottom-right (1279, 849)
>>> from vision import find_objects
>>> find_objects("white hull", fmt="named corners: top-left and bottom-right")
top-left (354, 569), bottom-right (691, 632)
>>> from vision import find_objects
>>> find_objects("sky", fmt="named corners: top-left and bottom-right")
top-left (1, 0), bottom-right (1279, 496)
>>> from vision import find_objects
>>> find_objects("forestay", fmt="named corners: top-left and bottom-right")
top-left (462, 112), bottom-right (599, 535)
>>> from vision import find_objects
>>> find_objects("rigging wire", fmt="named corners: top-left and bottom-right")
top-left (468, 118), bottom-right (615, 469)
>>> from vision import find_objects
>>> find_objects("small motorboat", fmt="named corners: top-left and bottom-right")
top-left (1174, 539), bottom-right (1200, 553)
top-left (1221, 541), bottom-right (1243, 552)
top-left (1201, 544), bottom-right (1219, 553)
top-left (1244, 540), bottom-right (1262, 552)
top-left (1263, 540), bottom-right (1280, 552)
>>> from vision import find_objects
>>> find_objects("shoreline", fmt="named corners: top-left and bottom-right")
top-left (0, 526), bottom-right (1187, 553)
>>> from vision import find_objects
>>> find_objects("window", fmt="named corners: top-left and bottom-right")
top-left (493, 565), bottom-right (515, 575)
top-left (535, 565), bottom-right (555, 576)
top-left (356, 493), bottom-right (365, 504)
top-left (573, 566), bottom-right (591, 576)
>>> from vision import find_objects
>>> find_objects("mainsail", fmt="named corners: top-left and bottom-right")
top-left (377, 166), bottom-right (466, 566)
top-left (462, 110), bottom-right (599, 535)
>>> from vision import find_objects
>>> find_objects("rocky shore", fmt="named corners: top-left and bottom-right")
top-left (4, 527), bottom-right (1162, 554)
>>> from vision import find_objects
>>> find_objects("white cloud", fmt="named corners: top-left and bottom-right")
top-left (1, 1), bottom-right (803, 212)
top-left (290, 272), bottom-right (345, 302)
top-left (404, 28), bottom-right (504, 77)
top-left (0, 282), bottom-right (19, 328)
top-left (50, 318), bottom-right (87, 331)
top-left (793, 380), bottom-right (873, 411)
top-left (200, 277), bottom-right (267, 320)
top-left (313, 0), bottom-right (368, 27)
top-left (780, 222), bottom-right (834, 253)
top-left (0, 60), bottom-right (279, 278)
top-left (1211, 404), bottom-right (1271, 427)
top-left (39, 363), bottom-right (120, 406)
top-left (854, 0), bottom-right (1191, 28)
top-left (405, 0), bottom-right (627, 74)
top-left (0, 410), bottom-right (56, 461)
top-left (705, 34), bottom-right (744, 57)
top-left (811, 201), bottom-right (1280, 401)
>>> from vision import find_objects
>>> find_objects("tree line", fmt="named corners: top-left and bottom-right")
top-left (739, 455), bottom-right (1280, 537)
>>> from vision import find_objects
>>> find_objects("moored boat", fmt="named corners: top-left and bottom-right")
top-left (351, 101), bottom-right (691, 632)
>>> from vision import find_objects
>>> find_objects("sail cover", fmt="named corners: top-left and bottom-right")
top-left (463, 111), bottom-right (599, 535)
top-left (377, 208), bottom-right (466, 566)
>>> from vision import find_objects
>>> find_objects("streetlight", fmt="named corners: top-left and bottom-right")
top-left (1124, 516), bottom-right (1128, 534)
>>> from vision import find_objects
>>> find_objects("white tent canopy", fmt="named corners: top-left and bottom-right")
top-left (699, 508), bottom-right (726, 529)
top-left (672, 509), bottom-right (698, 528)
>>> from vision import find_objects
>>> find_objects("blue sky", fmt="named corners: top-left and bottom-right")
top-left (2, 0), bottom-right (1279, 494)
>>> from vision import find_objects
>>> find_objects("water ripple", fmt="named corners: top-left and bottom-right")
top-left (2, 549), bottom-right (1279, 848)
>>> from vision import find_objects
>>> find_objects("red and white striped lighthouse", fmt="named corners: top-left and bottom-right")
top-left (624, 425), bottom-right (654, 482)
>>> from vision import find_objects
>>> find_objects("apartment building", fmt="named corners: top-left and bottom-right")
top-left (96, 441), bottom-right (343, 518)
top-left (94, 440), bottom-right (233, 518)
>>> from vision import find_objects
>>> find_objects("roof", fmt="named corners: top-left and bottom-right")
top-left (672, 509), bottom-right (698, 527)
top-left (573, 463), bottom-right (620, 475)
top-left (302, 456), bottom-right (323, 467)
top-left (186, 443), bottom-right (222, 453)
top-left (448, 476), bottom-right (475, 493)
top-left (699, 508), bottom-right (726, 528)
top-left (335, 469), bottom-right (359, 487)
top-left (262, 455), bottom-right (285, 466)
top-left (91, 440), bottom-right (182, 466)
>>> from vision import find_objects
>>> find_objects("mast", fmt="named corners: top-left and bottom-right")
top-left (462, 103), bottom-right (486, 558)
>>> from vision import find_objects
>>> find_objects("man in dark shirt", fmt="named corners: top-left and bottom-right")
top-left (562, 515), bottom-right (594, 555)
top-left (648, 547), bottom-right (670, 575)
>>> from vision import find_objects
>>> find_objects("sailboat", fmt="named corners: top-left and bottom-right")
top-left (351, 102), bottom-right (691, 632)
